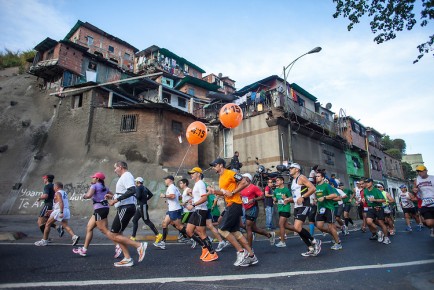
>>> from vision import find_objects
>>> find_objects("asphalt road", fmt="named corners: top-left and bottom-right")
top-left (0, 220), bottom-right (433, 290)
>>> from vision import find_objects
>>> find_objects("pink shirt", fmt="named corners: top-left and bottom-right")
top-left (240, 184), bottom-right (263, 209)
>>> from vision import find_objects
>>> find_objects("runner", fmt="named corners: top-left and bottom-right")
top-left (314, 171), bottom-right (342, 251)
top-left (239, 173), bottom-right (275, 248)
top-left (364, 178), bottom-right (391, 245)
top-left (208, 158), bottom-right (258, 267)
top-left (179, 178), bottom-right (193, 243)
top-left (288, 163), bottom-right (322, 257)
top-left (399, 184), bottom-right (419, 231)
top-left (413, 165), bottom-right (434, 236)
top-left (73, 172), bottom-right (110, 256)
top-left (35, 182), bottom-right (80, 246)
top-left (36, 174), bottom-right (56, 234)
top-left (104, 161), bottom-right (147, 267)
top-left (340, 183), bottom-right (354, 234)
top-left (130, 177), bottom-right (162, 244)
top-left (377, 183), bottom-right (395, 235)
top-left (334, 183), bottom-right (347, 235)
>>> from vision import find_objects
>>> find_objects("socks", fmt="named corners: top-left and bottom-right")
top-left (309, 224), bottom-right (315, 236)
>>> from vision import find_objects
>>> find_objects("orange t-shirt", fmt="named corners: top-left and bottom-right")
top-left (219, 169), bottom-right (242, 206)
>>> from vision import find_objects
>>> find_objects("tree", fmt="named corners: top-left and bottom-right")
top-left (385, 148), bottom-right (402, 160)
top-left (332, 0), bottom-right (434, 63)
top-left (402, 161), bottom-right (417, 180)
top-left (393, 138), bottom-right (407, 153)
top-left (381, 135), bottom-right (394, 150)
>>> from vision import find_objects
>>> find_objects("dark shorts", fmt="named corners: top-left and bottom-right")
top-left (111, 204), bottom-right (135, 233)
top-left (420, 207), bottom-right (434, 220)
top-left (367, 207), bottom-right (385, 220)
top-left (189, 210), bottom-right (207, 227)
top-left (182, 211), bottom-right (193, 224)
top-left (244, 206), bottom-right (259, 222)
top-left (308, 205), bottom-right (317, 222)
top-left (94, 207), bottom-right (109, 221)
top-left (403, 207), bottom-right (417, 215)
top-left (39, 203), bottom-right (53, 217)
top-left (168, 209), bottom-right (183, 221)
top-left (316, 207), bottom-right (334, 224)
top-left (344, 204), bottom-right (352, 213)
top-left (278, 211), bottom-right (291, 218)
top-left (219, 203), bottom-right (243, 232)
top-left (294, 206), bottom-right (310, 222)
top-left (334, 204), bottom-right (344, 217)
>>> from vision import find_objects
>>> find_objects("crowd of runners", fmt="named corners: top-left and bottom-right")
top-left (34, 161), bottom-right (434, 267)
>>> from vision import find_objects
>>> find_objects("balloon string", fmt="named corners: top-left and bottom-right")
top-left (175, 144), bottom-right (191, 177)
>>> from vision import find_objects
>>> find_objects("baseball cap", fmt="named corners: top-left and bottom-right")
top-left (416, 165), bottom-right (427, 171)
top-left (376, 183), bottom-right (384, 188)
top-left (209, 158), bottom-right (226, 167)
top-left (399, 184), bottom-right (407, 189)
top-left (135, 177), bottom-right (144, 183)
top-left (187, 167), bottom-right (203, 174)
top-left (91, 172), bottom-right (106, 180)
top-left (364, 178), bottom-right (374, 183)
top-left (289, 163), bottom-right (301, 169)
top-left (242, 173), bottom-right (253, 181)
top-left (42, 174), bottom-right (55, 181)
top-left (163, 175), bottom-right (174, 181)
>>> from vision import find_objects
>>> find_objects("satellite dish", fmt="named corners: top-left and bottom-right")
top-left (326, 103), bottom-right (332, 110)
top-left (277, 86), bottom-right (284, 93)
top-left (218, 73), bottom-right (223, 78)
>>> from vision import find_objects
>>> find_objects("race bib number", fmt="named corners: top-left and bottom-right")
top-left (278, 199), bottom-right (284, 205)
top-left (234, 173), bottom-right (243, 182)
top-left (319, 207), bottom-right (326, 214)
top-left (422, 198), bottom-right (434, 207)
top-left (242, 196), bottom-right (249, 204)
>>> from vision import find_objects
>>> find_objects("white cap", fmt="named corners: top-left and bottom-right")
top-left (242, 173), bottom-right (253, 181)
top-left (135, 177), bottom-right (144, 183)
top-left (289, 163), bottom-right (301, 170)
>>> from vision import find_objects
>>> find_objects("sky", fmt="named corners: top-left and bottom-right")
top-left (1, 0), bottom-right (433, 169)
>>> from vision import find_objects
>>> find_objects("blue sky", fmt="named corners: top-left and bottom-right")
top-left (1, 0), bottom-right (433, 170)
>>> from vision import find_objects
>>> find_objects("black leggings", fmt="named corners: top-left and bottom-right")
top-left (132, 204), bottom-right (159, 237)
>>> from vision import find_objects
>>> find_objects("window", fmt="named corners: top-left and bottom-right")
top-left (162, 92), bottom-right (171, 103)
top-left (298, 98), bottom-right (305, 107)
top-left (353, 123), bottom-right (360, 134)
top-left (87, 36), bottom-right (94, 46)
top-left (352, 156), bottom-right (361, 169)
top-left (223, 129), bottom-right (233, 158)
top-left (108, 46), bottom-right (114, 53)
top-left (188, 88), bottom-right (195, 96)
top-left (172, 121), bottom-right (183, 135)
top-left (72, 94), bottom-right (83, 109)
top-left (88, 62), bottom-right (97, 71)
top-left (124, 52), bottom-right (130, 60)
top-left (178, 97), bottom-right (186, 108)
top-left (120, 114), bottom-right (138, 132)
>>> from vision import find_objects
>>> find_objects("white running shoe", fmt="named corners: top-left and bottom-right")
top-left (313, 239), bottom-right (322, 256)
top-left (72, 247), bottom-right (87, 256)
top-left (269, 232), bottom-right (276, 245)
top-left (330, 243), bottom-right (343, 250)
top-left (153, 241), bottom-right (166, 249)
top-left (377, 231), bottom-right (384, 243)
top-left (114, 258), bottom-right (133, 267)
top-left (239, 254), bottom-right (259, 267)
top-left (72, 235), bottom-right (80, 246)
top-left (137, 242), bottom-right (147, 262)
top-left (114, 244), bottom-right (123, 258)
top-left (190, 239), bottom-right (197, 249)
top-left (216, 241), bottom-right (226, 252)
top-left (275, 241), bottom-right (286, 248)
top-left (34, 239), bottom-right (48, 246)
top-left (301, 247), bottom-right (315, 257)
top-left (383, 237), bottom-right (391, 245)
top-left (234, 250), bottom-right (248, 266)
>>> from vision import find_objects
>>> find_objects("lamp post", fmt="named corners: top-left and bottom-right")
top-left (282, 46), bottom-right (322, 162)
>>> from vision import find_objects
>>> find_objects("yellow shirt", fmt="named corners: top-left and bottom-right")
top-left (219, 169), bottom-right (242, 206)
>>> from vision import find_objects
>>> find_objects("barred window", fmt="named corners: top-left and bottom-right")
top-left (120, 114), bottom-right (138, 132)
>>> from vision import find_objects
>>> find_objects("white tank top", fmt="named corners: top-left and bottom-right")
top-left (399, 191), bottom-right (414, 208)
top-left (416, 175), bottom-right (434, 207)
top-left (291, 175), bottom-right (310, 208)
top-left (355, 187), bottom-right (362, 201)
top-left (53, 190), bottom-right (69, 210)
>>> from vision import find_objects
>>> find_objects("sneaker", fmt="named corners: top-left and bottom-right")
top-left (72, 235), bottom-right (80, 246)
top-left (268, 232), bottom-right (276, 245)
top-left (275, 241), bottom-right (286, 248)
top-left (114, 258), bottom-right (133, 267)
top-left (177, 233), bottom-right (185, 243)
top-left (389, 230), bottom-right (396, 236)
top-left (155, 233), bottom-right (163, 243)
top-left (72, 247), bottom-right (87, 256)
top-left (202, 252), bottom-right (218, 262)
top-left (383, 237), bottom-right (391, 245)
top-left (34, 239), bottom-right (48, 246)
top-left (369, 234), bottom-right (378, 240)
top-left (234, 250), bottom-right (248, 266)
top-left (137, 242), bottom-right (147, 262)
top-left (341, 225), bottom-right (346, 235)
top-left (239, 254), bottom-right (258, 267)
top-left (313, 239), bottom-right (322, 256)
top-left (114, 244), bottom-right (123, 258)
top-left (200, 247), bottom-right (209, 260)
top-left (405, 226), bottom-right (412, 232)
top-left (377, 231), bottom-right (384, 243)
top-left (216, 241), bottom-right (226, 252)
top-left (344, 227), bottom-right (350, 235)
top-left (301, 247), bottom-right (315, 257)
top-left (57, 225), bottom-right (64, 237)
top-left (153, 241), bottom-right (166, 249)
top-left (130, 236), bottom-right (136, 241)
top-left (190, 239), bottom-right (197, 249)
top-left (331, 243), bottom-right (343, 250)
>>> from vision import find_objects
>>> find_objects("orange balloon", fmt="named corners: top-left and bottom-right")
top-left (186, 121), bottom-right (208, 145)
top-left (219, 103), bottom-right (243, 128)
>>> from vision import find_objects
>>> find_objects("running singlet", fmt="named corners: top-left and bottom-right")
top-left (192, 180), bottom-right (208, 211)
top-left (416, 175), bottom-right (434, 207)
top-left (291, 175), bottom-right (310, 208)
top-left (399, 192), bottom-right (414, 209)
top-left (166, 184), bottom-right (182, 211)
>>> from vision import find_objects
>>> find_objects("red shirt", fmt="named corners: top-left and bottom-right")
top-left (240, 184), bottom-right (263, 209)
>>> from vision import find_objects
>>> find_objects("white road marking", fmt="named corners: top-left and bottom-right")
top-left (1, 259), bottom-right (433, 288)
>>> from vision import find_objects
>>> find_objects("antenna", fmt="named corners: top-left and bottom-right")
top-left (326, 103), bottom-right (332, 110)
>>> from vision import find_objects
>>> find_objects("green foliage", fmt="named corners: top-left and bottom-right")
top-left (0, 49), bottom-right (35, 72)
top-left (332, 0), bottom-right (434, 63)
top-left (393, 138), bottom-right (406, 153)
top-left (385, 148), bottom-right (402, 160)
top-left (381, 135), bottom-right (394, 150)
top-left (402, 161), bottom-right (417, 180)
